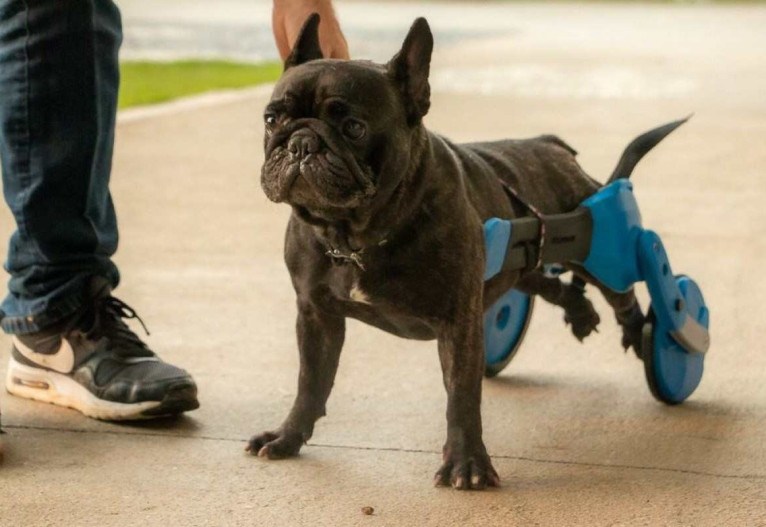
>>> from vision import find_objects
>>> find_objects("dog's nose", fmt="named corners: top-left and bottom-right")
top-left (287, 132), bottom-right (320, 159)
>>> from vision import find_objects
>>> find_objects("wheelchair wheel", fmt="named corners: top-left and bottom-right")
top-left (484, 289), bottom-right (534, 378)
top-left (643, 275), bottom-right (709, 404)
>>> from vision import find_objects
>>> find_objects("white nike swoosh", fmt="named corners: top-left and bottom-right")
top-left (13, 336), bottom-right (76, 374)
top-left (121, 357), bottom-right (158, 364)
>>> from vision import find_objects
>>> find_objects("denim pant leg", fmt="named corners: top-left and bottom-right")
top-left (0, 0), bottom-right (122, 334)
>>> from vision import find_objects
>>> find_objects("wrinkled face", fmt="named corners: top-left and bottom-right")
top-left (260, 61), bottom-right (404, 213)
top-left (260, 14), bottom-right (433, 219)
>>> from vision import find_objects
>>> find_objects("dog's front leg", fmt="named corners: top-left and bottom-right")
top-left (434, 297), bottom-right (500, 490)
top-left (247, 301), bottom-right (345, 459)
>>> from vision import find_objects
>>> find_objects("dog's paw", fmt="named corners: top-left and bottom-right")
top-left (434, 443), bottom-right (500, 491)
top-left (618, 304), bottom-right (645, 357)
top-left (564, 309), bottom-right (601, 341)
top-left (563, 291), bottom-right (601, 341)
top-left (245, 430), bottom-right (304, 459)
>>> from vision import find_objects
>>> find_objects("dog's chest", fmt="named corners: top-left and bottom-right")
top-left (326, 263), bottom-right (439, 340)
top-left (332, 267), bottom-right (379, 306)
top-left (327, 257), bottom-right (453, 319)
top-left (348, 282), bottom-right (372, 305)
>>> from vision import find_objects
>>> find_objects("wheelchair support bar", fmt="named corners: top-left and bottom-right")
top-left (484, 208), bottom-right (593, 279)
top-left (540, 208), bottom-right (593, 264)
top-left (483, 180), bottom-right (710, 358)
top-left (638, 231), bottom-right (710, 354)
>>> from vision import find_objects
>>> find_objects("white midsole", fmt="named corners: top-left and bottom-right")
top-left (5, 358), bottom-right (161, 421)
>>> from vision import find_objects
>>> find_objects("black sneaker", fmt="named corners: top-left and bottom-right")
top-left (5, 279), bottom-right (199, 420)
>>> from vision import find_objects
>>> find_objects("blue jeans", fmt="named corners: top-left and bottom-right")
top-left (0, 0), bottom-right (122, 334)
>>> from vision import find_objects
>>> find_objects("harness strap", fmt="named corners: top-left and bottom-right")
top-left (499, 181), bottom-right (546, 272)
top-left (495, 180), bottom-right (595, 274)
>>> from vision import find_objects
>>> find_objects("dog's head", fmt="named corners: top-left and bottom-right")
top-left (261, 15), bottom-right (433, 219)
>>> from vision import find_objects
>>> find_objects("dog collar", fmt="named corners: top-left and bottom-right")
top-left (325, 238), bottom-right (388, 272)
top-left (326, 247), bottom-right (367, 270)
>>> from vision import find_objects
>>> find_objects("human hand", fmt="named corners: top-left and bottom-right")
top-left (273, 0), bottom-right (349, 60)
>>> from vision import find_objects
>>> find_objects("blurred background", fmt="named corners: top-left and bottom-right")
top-left (116, 0), bottom-right (766, 135)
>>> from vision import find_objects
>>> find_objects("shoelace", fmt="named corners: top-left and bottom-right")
top-left (68, 295), bottom-right (152, 356)
top-left (101, 296), bottom-right (151, 336)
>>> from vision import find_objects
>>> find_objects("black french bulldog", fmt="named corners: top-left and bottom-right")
top-left (251, 15), bottom-right (657, 490)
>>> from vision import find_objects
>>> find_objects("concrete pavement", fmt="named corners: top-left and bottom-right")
top-left (2, 3), bottom-right (766, 526)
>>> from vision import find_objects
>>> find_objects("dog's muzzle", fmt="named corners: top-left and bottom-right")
top-left (261, 120), bottom-right (376, 208)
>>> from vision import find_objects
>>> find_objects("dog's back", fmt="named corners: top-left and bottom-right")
top-left (432, 134), bottom-right (600, 222)
top-left (439, 117), bottom-right (690, 222)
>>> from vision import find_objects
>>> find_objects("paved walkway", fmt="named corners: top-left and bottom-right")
top-left (2, 3), bottom-right (766, 526)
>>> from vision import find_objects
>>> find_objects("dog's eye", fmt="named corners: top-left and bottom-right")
top-left (342, 119), bottom-right (366, 140)
top-left (264, 114), bottom-right (277, 126)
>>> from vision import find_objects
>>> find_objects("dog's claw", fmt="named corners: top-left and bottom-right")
top-left (435, 445), bottom-right (499, 491)
top-left (617, 303), bottom-right (645, 357)
top-left (247, 430), bottom-right (304, 459)
top-left (470, 473), bottom-right (487, 490)
top-left (559, 282), bottom-right (601, 342)
top-left (564, 308), bottom-right (600, 342)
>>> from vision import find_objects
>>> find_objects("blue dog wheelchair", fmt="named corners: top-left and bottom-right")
top-left (481, 120), bottom-right (710, 405)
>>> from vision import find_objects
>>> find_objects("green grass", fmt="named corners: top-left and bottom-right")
top-left (118, 60), bottom-right (282, 109)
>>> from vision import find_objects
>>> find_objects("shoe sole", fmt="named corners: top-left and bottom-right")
top-left (5, 358), bottom-right (199, 421)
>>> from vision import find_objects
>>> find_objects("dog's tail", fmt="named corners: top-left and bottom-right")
top-left (606, 116), bottom-right (690, 184)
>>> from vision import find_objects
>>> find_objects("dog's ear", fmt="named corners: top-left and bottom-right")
top-left (284, 13), bottom-right (324, 70)
top-left (387, 17), bottom-right (433, 125)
